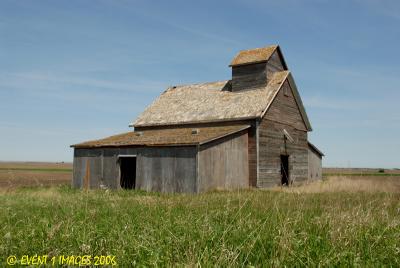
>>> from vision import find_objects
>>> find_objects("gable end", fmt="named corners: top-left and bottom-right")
top-left (261, 73), bottom-right (312, 131)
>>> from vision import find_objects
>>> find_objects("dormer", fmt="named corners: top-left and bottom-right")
top-left (229, 45), bottom-right (288, 92)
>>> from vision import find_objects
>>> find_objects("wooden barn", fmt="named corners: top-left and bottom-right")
top-left (71, 45), bottom-right (323, 192)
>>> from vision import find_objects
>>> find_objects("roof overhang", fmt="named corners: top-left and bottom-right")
top-left (308, 142), bottom-right (324, 157)
top-left (71, 125), bottom-right (251, 149)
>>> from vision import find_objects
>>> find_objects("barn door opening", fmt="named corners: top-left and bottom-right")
top-left (119, 156), bottom-right (136, 189)
top-left (281, 155), bottom-right (289, 186)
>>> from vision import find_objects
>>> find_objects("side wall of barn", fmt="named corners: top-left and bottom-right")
top-left (308, 149), bottom-right (322, 181)
top-left (257, 80), bottom-right (308, 187)
top-left (73, 148), bottom-right (139, 189)
top-left (73, 146), bottom-right (197, 193)
top-left (137, 147), bottom-right (197, 193)
top-left (197, 131), bottom-right (249, 192)
top-left (135, 120), bottom-right (258, 188)
top-left (231, 62), bottom-right (267, 91)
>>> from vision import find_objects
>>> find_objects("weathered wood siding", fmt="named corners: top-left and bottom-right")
top-left (265, 81), bottom-right (307, 131)
top-left (137, 147), bottom-right (197, 193)
top-left (231, 62), bottom-right (267, 91)
top-left (73, 147), bottom-right (197, 192)
top-left (135, 121), bottom-right (255, 191)
top-left (198, 131), bottom-right (249, 192)
top-left (248, 125), bottom-right (258, 187)
top-left (73, 148), bottom-right (104, 188)
top-left (308, 148), bottom-right (322, 180)
top-left (73, 148), bottom-right (140, 189)
top-left (231, 50), bottom-right (286, 92)
top-left (102, 148), bottom-right (124, 188)
top-left (258, 80), bottom-right (308, 187)
top-left (266, 50), bottom-right (286, 81)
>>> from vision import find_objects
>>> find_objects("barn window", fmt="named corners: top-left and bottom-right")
top-left (284, 86), bottom-right (290, 96)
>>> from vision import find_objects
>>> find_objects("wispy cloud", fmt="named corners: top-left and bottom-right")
top-left (0, 122), bottom-right (120, 137)
top-left (106, 1), bottom-right (243, 46)
top-left (161, 20), bottom-right (243, 46)
top-left (0, 71), bottom-right (165, 93)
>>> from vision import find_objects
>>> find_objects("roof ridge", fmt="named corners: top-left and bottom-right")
top-left (171, 80), bottom-right (230, 88)
top-left (237, 44), bottom-right (278, 53)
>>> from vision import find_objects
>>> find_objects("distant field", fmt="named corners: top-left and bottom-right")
top-left (0, 162), bottom-right (72, 188)
top-left (0, 162), bottom-right (399, 266)
top-left (0, 162), bottom-right (72, 170)
top-left (323, 167), bottom-right (400, 176)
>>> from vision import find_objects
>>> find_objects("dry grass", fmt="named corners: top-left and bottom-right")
top-left (1, 185), bottom-right (399, 266)
top-left (274, 175), bottom-right (400, 194)
top-left (0, 163), bottom-right (399, 266)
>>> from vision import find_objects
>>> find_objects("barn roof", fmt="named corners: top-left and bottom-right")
top-left (133, 71), bottom-right (312, 130)
top-left (308, 142), bottom-right (324, 157)
top-left (71, 125), bottom-right (250, 148)
top-left (230, 45), bottom-right (278, 67)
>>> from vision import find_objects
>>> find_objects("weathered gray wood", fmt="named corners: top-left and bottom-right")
top-left (231, 62), bottom-right (267, 91)
top-left (73, 148), bottom-right (103, 189)
top-left (308, 148), bottom-right (322, 180)
top-left (102, 148), bottom-right (120, 188)
top-left (73, 147), bottom-right (197, 192)
top-left (266, 50), bottom-right (285, 81)
top-left (198, 131), bottom-right (249, 192)
top-left (231, 50), bottom-right (287, 93)
top-left (257, 79), bottom-right (309, 187)
top-left (248, 125), bottom-right (257, 187)
top-left (136, 147), bottom-right (197, 193)
top-left (265, 81), bottom-right (308, 131)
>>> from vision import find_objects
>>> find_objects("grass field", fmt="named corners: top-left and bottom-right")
top-left (0, 163), bottom-right (399, 266)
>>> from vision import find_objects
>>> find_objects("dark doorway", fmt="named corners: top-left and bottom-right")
top-left (119, 157), bottom-right (136, 189)
top-left (281, 155), bottom-right (289, 186)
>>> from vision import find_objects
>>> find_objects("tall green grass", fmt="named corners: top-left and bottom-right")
top-left (0, 186), bottom-right (399, 266)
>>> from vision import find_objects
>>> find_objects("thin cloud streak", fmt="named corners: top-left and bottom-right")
top-left (107, 1), bottom-right (243, 46)
top-left (0, 72), bottom-right (165, 93)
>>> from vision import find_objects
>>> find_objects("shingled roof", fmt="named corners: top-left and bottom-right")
top-left (230, 45), bottom-right (278, 67)
top-left (71, 125), bottom-right (250, 148)
top-left (133, 71), bottom-right (311, 130)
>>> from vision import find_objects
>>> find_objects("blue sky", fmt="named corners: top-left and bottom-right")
top-left (0, 0), bottom-right (399, 168)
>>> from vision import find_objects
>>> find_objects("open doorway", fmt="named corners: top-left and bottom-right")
top-left (280, 155), bottom-right (289, 186)
top-left (119, 156), bottom-right (136, 189)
